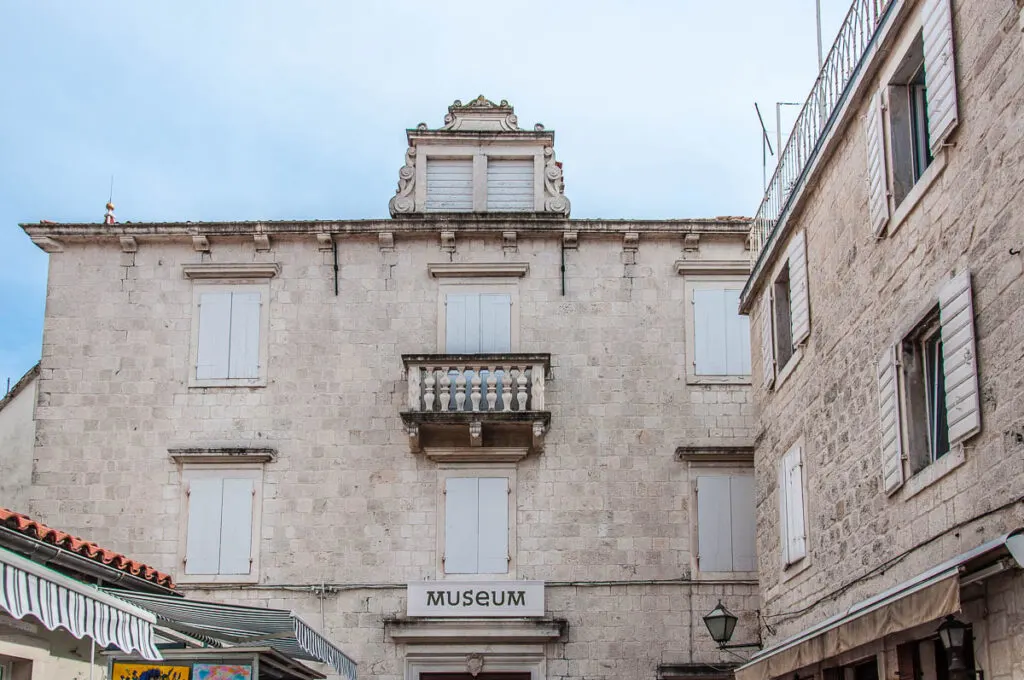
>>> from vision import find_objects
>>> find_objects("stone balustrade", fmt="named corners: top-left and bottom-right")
top-left (403, 354), bottom-right (549, 414)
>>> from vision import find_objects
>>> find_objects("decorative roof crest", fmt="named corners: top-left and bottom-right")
top-left (442, 95), bottom-right (520, 132)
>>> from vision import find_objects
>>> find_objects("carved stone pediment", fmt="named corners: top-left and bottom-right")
top-left (443, 95), bottom-right (520, 131)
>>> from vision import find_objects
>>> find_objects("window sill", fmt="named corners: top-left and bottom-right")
top-left (189, 378), bottom-right (268, 389)
top-left (902, 444), bottom-right (966, 500)
top-left (781, 555), bottom-right (811, 582)
top-left (888, 148), bottom-right (948, 237)
top-left (695, 570), bottom-right (758, 582)
top-left (774, 347), bottom-right (804, 390)
top-left (686, 374), bottom-right (752, 386)
top-left (176, 573), bottom-right (259, 586)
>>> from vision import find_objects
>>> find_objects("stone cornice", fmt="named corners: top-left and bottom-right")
top-left (182, 262), bottom-right (280, 279)
top-left (21, 217), bottom-right (751, 244)
top-left (427, 262), bottom-right (529, 278)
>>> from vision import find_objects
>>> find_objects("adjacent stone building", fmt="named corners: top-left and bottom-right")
top-left (736, 1), bottom-right (1024, 680)
top-left (0, 364), bottom-right (39, 513)
top-left (19, 97), bottom-right (761, 680)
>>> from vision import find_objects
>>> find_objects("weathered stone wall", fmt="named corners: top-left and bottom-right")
top-left (745, 0), bottom-right (1024, 651)
top-left (0, 368), bottom-right (37, 513)
top-left (27, 223), bottom-right (757, 678)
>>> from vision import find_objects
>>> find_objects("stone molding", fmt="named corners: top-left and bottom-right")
top-left (168, 446), bottom-right (277, 464)
top-left (385, 617), bottom-right (567, 644)
top-left (675, 446), bottom-right (754, 463)
top-left (421, 447), bottom-right (531, 463)
top-left (427, 263), bottom-right (529, 278)
top-left (182, 262), bottom-right (280, 279)
top-left (674, 259), bottom-right (751, 275)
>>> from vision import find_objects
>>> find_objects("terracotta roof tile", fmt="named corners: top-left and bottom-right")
top-left (0, 508), bottom-right (174, 589)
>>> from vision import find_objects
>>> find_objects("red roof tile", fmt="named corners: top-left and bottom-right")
top-left (0, 508), bottom-right (174, 589)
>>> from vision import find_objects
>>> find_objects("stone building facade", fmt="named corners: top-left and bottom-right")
top-left (736, 1), bottom-right (1024, 680)
top-left (19, 98), bottom-right (762, 680)
top-left (0, 364), bottom-right (39, 513)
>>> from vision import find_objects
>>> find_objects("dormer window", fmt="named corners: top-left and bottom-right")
top-left (389, 96), bottom-right (570, 217)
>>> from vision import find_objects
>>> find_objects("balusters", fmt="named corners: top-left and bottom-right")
top-left (516, 369), bottom-right (528, 410)
top-left (470, 370), bottom-right (482, 412)
top-left (455, 372), bottom-right (467, 411)
top-left (439, 370), bottom-right (452, 412)
top-left (501, 370), bottom-right (513, 412)
top-left (423, 370), bottom-right (436, 411)
top-left (485, 367), bottom-right (498, 412)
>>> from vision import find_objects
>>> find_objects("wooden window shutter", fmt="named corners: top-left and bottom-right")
top-left (777, 456), bottom-right (790, 564)
top-left (693, 289), bottom-right (728, 375)
top-left (486, 159), bottom-right (534, 211)
top-left (444, 477), bottom-right (479, 573)
top-left (788, 231), bottom-right (811, 347)
top-left (730, 473), bottom-right (757, 572)
top-left (218, 478), bottom-right (255, 575)
top-left (478, 294), bottom-right (512, 353)
top-left (923, 0), bottom-right (959, 154)
top-left (696, 475), bottom-right (734, 571)
top-left (783, 447), bottom-right (807, 563)
top-left (196, 292), bottom-right (232, 380)
top-left (866, 89), bottom-right (890, 236)
top-left (445, 294), bottom-right (476, 354)
top-left (184, 477), bottom-right (223, 574)
top-left (759, 291), bottom-right (776, 389)
top-left (425, 159), bottom-right (473, 212)
top-left (877, 345), bottom-right (905, 494)
top-left (725, 289), bottom-right (752, 375)
top-left (476, 477), bottom-right (509, 573)
top-left (938, 272), bottom-right (981, 444)
top-left (228, 292), bottom-right (262, 379)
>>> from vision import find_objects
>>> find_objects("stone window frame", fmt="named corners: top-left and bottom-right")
top-left (187, 278), bottom-right (272, 388)
top-left (876, 3), bottom-right (950, 237)
top-left (892, 299), bottom-right (967, 500)
top-left (682, 274), bottom-right (753, 385)
top-left (175, 462), bottom-right (265, 586)
top-left (404, 647), bottom-right (545, 680)
top-left (416, 143), bottom-right (545, 213)
top-left (435, 278), bottom-right (522, 353)
top-left (435, 464), bottom-right (518, 581)
top-left (681, 450), bottom-right (758, 581)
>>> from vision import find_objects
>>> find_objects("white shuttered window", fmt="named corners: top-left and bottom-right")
top-left (426, 159), bottom-right (473, 212)
top-left (444, 477), bottom-right (509, 574)
top-left (445, 293), bottom-right (512, 353)
top-left (195, 288), bottom-right (264, 382)
top-left (183, 470), bottom-right (260, 579)
top-left (922, 0), bottom-right (958, 154)
top-left (866, 90), bottom-right (890, 235)
top-left (692, 288), bottom-right (751, 376)
top-left (778, 445), bottom-right (807, 565)
top-left (938, 272), bottom-right (980, 444)
top-left (487, 159), bottom-right (535, 211)
top-left (696, 474), bottom-right (756, 573)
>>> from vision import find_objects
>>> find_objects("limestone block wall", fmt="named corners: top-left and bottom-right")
top-left (26, 221), bottom-right (757, 678)
top-left (744, 0), bottom-right (1024, 647)
top-left (0, 368), bottom-right (38, 513)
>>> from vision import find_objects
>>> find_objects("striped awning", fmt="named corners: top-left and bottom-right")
top-left (0, 547), bottom-right (161, 660)
top-left (104, 590), bottom-right (357, 680)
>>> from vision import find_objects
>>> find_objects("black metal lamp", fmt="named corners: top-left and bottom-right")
top-left (703, 601), bottom-right (738, 645)
top-left (936, 616), bottom-right (970, 674)
top-left (702, 600), bottom-right (762, 649)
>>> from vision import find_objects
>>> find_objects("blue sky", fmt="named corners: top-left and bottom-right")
top-left (0, 1), bottom-right (847, 388)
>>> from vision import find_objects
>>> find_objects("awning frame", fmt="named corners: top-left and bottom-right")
top-left (102, 589), bottom-right (357, 680)
top-left (736, 529), bottom-right (1024, 680)
top-left (0, 546), bottom-right (161, 660)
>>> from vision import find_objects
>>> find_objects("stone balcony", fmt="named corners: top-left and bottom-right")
top-left (400, 353), bottom-right (551, 460)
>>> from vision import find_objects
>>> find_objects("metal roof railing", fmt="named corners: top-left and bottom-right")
top-left (748, 0), bottom-right (896, 275)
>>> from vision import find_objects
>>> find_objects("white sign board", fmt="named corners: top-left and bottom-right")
top-left (407, 581), bottom-right (545, 617)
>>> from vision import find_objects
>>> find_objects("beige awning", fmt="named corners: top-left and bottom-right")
top-left (735, 570), bottom-right (959, 680)
top-left (736, 529), bottom-right (1024, 680)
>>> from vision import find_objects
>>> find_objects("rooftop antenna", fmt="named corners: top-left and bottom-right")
top-left (104, 175), bottom-right (116, 225)
top-left (754, 103), bottom-right (774, 193)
